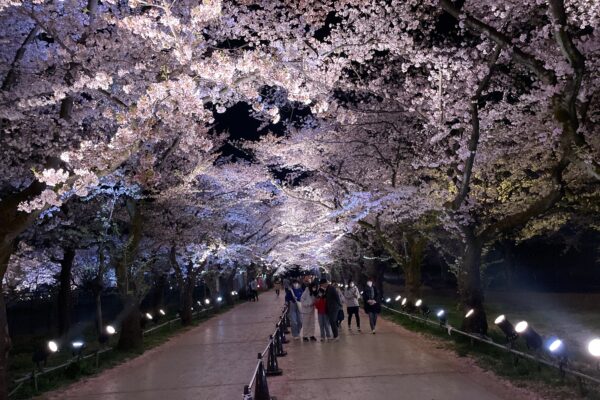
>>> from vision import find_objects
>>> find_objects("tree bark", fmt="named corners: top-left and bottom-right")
top-left (458, 230), bottom-right (488, 335)
top-left (179, 283), bottom-right (194, 326)
top-left (57, 248), bottom-right (75, 337)
top-left (404, 236), bottom-right (426, 300)
top-left (117, 296), bottom-right (142, 350)
top-left (115, 199), bottom-right (143, 350)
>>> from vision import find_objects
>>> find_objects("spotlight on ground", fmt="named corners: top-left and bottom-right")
top-left (48, 341), bottom-right (58, 353)
top-left (231, 291), bottom-right (236, 296)
top-left (159, 309), bottom-right (166, 316)
top-left (401, 298), bottom-right (407, 307)
top-left (395, 295), bottom-right (401, 302)
top-left (494, 315), bottom-right (518, 343)
top-left (414, 299), bottom-right (430, 317)
top-left (436, 310), bottom-right (447, 326)
top-left (217, 296), bottom-right (223, 303)
top-left (71, 341), bottom-right (85, 357)
top-left (106, 325), bottom-right (116, 335)
top-left (515, 321), bottom-right (542, 350)
top-left (204, 299), bottom-right (211, 305)
top-left (385, 297), bottom-right (391, 303)
top-left (415, 299), bottom-right (422, 307)
top-left (99, 325), bottom-right (117, 346)
top-left (588, 338), bottom-right (600, 357)
top-left (145, 313), bottom-right (153, 320)
top-left (546, 337), bottom-right (568, 371)
top-left (465, 309), bottom-right (474, 318)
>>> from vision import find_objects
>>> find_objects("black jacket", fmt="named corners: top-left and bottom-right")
top-left (362, 286), bottom-right (381, 314)
top-left (325, 285), bottom-right (342, 315)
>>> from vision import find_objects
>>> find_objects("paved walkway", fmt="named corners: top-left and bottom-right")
top-left (43, 294), bottom-right (537, 400)
top-left (42, 293), bottom-right (282, 400)
top-left (270, 309), bottom-right (537, 400)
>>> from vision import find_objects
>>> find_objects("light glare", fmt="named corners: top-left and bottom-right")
top-left (465, 309), bottom-right (474, 318)
top-left (549, 339), bottom-right (563, 353)
top-left (106, 325), bottom-right (116, 335)
top-left (48, 341), bottom-right (58, 353)
top-left (588, 338), bottom-right (600, 357)
top-left (415, 299), bottom-right (422, 307)
top-left (494, 315), bottom-right (506, 324)
top-left (515, 321), bottom-right (528, 333)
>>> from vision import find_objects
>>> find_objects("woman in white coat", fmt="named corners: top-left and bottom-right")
top-left (300, 282), bottom-right (318, 341)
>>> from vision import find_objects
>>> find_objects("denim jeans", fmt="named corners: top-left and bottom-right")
top-left (317, 313), bottom-right (332, 339)
top-left (368, 312), bottom-right (378, 330)
top-left (289, 302), bottom-right (303, 337)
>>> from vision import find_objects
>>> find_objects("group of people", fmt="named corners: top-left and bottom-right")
top-left (283, 277), bottom-right (381, 342)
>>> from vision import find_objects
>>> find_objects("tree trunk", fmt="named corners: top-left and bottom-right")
top-left (117, 296), bottom-right (142, 350)
top-left (57, 248), bottom-right (75, 337)
top-left (221, 272), bottom-right (235, 306)
top-left (404, 237), bottom-right (426, 300)
top-left (0, 286), bottom-right (10, 400)
top-left (179, 283), bottom-right (194, 326)
top-left (152, 275), bottom-right (166, 316)
top-left (93, 288), bottom-right (103, 337)
top-left (458, 232), bottom-right (488, 335)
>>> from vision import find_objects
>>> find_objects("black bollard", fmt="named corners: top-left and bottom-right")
top-left (266, 336), bottom-right (283, 376)
top-left (275, 326), bottom-right (287, 357)
top-left (254, 353), bottom-right (276, 400)
top-left (243, 384), bottom-right (253, 400)
top-left (279, 324), bottom-right (290, 344)
top-left (283, 313), bottom-right (291, 334)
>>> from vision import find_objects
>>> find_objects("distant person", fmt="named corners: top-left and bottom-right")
top-left (315, 287), bottom-right (332, 341)
top-left (249, 279), bottom-right (259, 301)
top-left (362, 278), bottom-right (381, 334)
top-left (300, 282), bottom-right (317, 341)
top-left (274, 279), bottom-right (282, 297)
top-left (320, 278), bottom-right (342, 341)
top-left (285, 280), bottom-right (304, 340)
top-left (344, 279), bottom-right (361, 332)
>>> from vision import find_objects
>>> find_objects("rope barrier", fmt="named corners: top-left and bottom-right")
top-left (382, 305), bottom-right (600, 387)
top-left (244, 304), bottom-right (288, 399)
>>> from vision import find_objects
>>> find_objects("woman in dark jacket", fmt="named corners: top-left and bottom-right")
top-left (362, 278), bottom-right (380, 334)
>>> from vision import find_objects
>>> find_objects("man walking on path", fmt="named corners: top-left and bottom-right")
top-left (285, 280), bottom-right (304, 339)
top-left (320, 278), bottom-right (342, 340)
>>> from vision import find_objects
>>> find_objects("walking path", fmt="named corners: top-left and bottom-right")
top-left (269, 309), bottom-right (538, 400)
top-left (43, 293), bottom-right (538, 400)
top-left (42, 293), bottom-right (282, 400)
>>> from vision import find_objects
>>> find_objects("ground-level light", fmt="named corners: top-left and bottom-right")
top-left (515, 320), bottom-right (542, 350)
top-left (385, 297), bottom-right (391, 303)
top-left (217, 296), bottom-right (223, 302)
top-left (401, 298), bottom-right (407, 306)
top-left (395, 295), bottom-right (401, 302)
top-left (436, 310), bottom-right (447, 326)
top-left (145, 313), bottom-right (153, 320)
top-left (106, 325), bottom-right (116, 335)
top-left (204, 299), bottom-right (211, 305)
top-left (48, 341), bottom-right (58, 353)
top-left (72, 341), bottom-right (85, 357)
top-left (588, 338), bottom-right (600, 357)
top-left (465, 309), bottom-right (474, 318)
top-left (494, 315), bottom-right (518, 343)
top-left (159, 309), bottom-right (166, 316)
top-left (415, 299), bottom-right (422, 307)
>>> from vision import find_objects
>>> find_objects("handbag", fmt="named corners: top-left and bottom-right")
top-left (337, 308), bottom-right (345, 322)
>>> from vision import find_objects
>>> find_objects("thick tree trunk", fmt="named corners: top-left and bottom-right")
top-left (93, 289), bottom-right (103, 337)
top-left (179, 283), bottom-right (194, 326)
top-left (404, 237), bottom-right (426, 300)
top-left (57, 248), bottom-right (75, 337)
top-left (221, 273), bottom-right (235, 306)
top-left (117, 296), bottom-right (142, 350)
top-left (0, 287), bottom-right (10, 400)
top-left (458, 233), bottom-right (488, 335)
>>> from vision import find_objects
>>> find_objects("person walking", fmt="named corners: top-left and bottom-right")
top-left (320, 278), bottom-right (342, 341)
top-left (344, 279), bottom-right (361, 332)
top-left (285, 280), bottom-right (304, 340)
top-left (362, 278), bottom-right (381, 334)
top-left (274, 279), bottom-right (282, 297)
top-left (300, 282), bottom-right (317, 341)
top-left (314, 287), bottom-right (332, 341)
